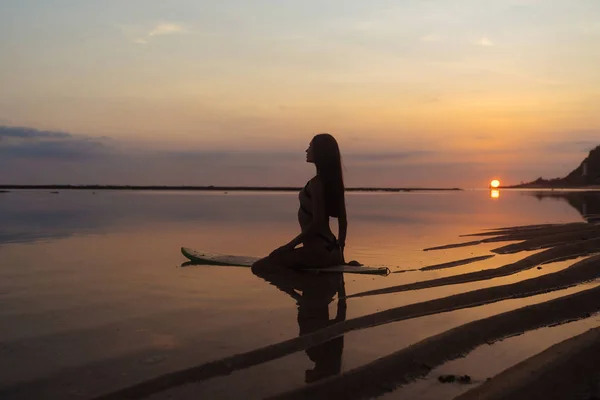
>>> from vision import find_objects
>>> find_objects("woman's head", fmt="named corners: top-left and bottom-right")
top-left (306, 133), bottom-right (345, 217)
top-left (306, 133), bottom-right (339, 166)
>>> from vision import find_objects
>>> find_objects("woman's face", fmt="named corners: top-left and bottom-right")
top-left (306, 140), bottom-right (315, 163)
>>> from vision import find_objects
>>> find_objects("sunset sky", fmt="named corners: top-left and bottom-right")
top-left (1, 0), bottom-right (599, 187)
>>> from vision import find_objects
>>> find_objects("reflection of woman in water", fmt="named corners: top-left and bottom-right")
top-left (251, 266), bottom-right (346, 383)
top-left (253, 133), bottom-right (347, 270)
top-left (301, 275), bottom-right (346, 383)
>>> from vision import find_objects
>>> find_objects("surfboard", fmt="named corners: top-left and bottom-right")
top-left (181, 247), bottom-right (390, 275)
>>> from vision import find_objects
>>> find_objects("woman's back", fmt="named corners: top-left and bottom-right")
top-left (297, 178), bottom-right (337, 246)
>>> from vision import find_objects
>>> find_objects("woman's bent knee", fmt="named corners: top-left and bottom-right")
top-left (251, 256), bottom-right (282, 275)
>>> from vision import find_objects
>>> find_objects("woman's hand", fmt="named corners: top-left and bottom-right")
top-left (347, 260), bottom-right (363, 266)
top-left (269, 243), bottom-right (295, 256)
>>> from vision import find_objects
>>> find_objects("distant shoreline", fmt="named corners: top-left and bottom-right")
top-left (500, 185), bottom-right (600, 190)
top-left (0, 185), bottom-right (462, 192)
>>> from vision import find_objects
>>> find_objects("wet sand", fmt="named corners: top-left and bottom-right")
top-left (456, 326), bottom-right (600, 400)
top-left (270, 284), bottom-right (600, 400)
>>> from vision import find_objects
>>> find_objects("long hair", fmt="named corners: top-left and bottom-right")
top-left (312, 133), bottom-right (345, 217)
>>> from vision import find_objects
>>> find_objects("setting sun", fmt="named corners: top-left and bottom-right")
top-left (490, 180), bottom-right (501, 188)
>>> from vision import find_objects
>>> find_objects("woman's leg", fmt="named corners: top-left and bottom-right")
top-left (252, 245), bottom-right (342, 271)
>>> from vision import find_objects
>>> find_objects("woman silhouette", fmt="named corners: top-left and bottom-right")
top-left (253, 133), bottom-right (347, 270)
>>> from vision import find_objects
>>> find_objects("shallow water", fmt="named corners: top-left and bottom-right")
top-left (0, 189), bottom-right (598, 399)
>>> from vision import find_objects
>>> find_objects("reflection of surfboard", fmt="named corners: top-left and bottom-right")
top-left (181, 247), bottom-right (390, 275)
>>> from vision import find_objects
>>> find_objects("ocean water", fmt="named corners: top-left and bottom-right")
top-left (0, 189), bottom-right (598, 399)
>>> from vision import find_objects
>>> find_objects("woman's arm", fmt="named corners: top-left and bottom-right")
top-left (338, 196), bottom-right (347, 249)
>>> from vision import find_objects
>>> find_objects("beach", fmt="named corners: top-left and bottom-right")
top-left (1, 189), bottom-right (600, 399)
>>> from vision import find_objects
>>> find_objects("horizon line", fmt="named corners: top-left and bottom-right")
top-left (0, 184), bottom-right (463, 192)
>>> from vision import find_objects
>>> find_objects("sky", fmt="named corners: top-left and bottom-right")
top-left (1, 0), bottom-right (599, 187)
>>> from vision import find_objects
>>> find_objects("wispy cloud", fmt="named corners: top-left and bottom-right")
top-left (348, 150), bottom-right (435, 162)
top-left (0, 126), bottom-right (72, 140)
top-left (420, 33), bottom-right (441, 42)
top-left (148, 23), bottom-right (185, 37)
top-left (128, 22), bottom-right (187, 45)
top-left (539, 136), bottom-right (600, 153)
top-left (0, 126), bottom-right (110, 159)
top-left (475, 36), bottom-right (494, 46)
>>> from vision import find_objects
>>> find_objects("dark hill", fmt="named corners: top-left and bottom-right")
top-left (510, 145), bottom-right (600, 188)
